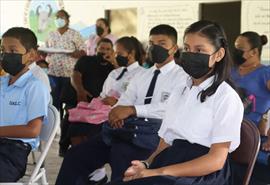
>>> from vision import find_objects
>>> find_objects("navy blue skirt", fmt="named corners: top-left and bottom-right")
top-left (106, 139), bottom-right (232, 185)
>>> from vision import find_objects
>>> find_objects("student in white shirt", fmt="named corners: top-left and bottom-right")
top-left (55, 24), bottom-right (187, 185)
top-left (107, 20), bottom-right (244, 185)
top-left (69, 36), bottom-right (146, 184)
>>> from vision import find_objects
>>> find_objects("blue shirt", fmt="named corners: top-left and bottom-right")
top-left (0, 70), bottom-right (50, 149)
top-left (231, 65), bottom-right (270, 125)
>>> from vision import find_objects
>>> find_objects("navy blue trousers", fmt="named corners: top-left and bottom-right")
top-left (0, 139), bottom-right (31, 182)
top-left (106, 139), bottom-right (231, 185)
top-left (55, 134), bottom-right (154, 185)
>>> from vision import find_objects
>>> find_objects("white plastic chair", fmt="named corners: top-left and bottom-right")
top-left (26, 104), bottom-right (60, 185)
top-left (2, 104), bottom-right (60, 185)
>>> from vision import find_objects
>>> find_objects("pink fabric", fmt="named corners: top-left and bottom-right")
top-left (248, 94), bottom-right (256, 112)
top-left (68, 98), bottom-right (112, 124)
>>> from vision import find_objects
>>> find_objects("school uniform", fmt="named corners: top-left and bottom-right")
top-left (68, 62), bottom-right (145, 138)
top-left (106, 76), bottom-right (244, 185)
top-left (28, 62), bottom-right (51, 92)
top-left (100, 62), bottom-right (145, 98)
top-left (55, 61), bottom-right (188, 185)
top-left (0, 70), bottom-right (50, 182)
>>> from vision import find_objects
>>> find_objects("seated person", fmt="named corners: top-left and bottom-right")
top-left (55, 24), bottom-right (188, 185)
top-left (69, 36), bottom-right (146, 146)
top-left (0, 27), bottom-right (50, 182)
top-left (232, 32), bottom-right (270, 184)
top-left (58, 38), bottom-right (115, 156)
top-left (68, 36), bottom-right (146, 184)
top-left (106, 20), bottom-right (244, 185)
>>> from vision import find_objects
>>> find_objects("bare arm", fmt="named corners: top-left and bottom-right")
top-left (147, 138), bottom-right (170, 164)
top-left (71, 70), bottom-right (92, 102)
top-left (156, 142), bottom-right (230, 177)
top-left (124, 142), bottom-right (230, 181)
top-left (267, 80), bottom-right (270, 91)
top-left (70, 50), bottom-right (86, 59)
top-left (0, 117), bottom-right (43, 138)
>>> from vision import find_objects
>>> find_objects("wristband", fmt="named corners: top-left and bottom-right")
top-left (141, 161), bottom-right (150, 169)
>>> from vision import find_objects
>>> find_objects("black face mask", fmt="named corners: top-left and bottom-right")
top-left (116, 55), bottom-right (128, 67)
top-left (233, 49), bottom-right (246, 65)
top-left (180, 52), bottom-right (211, 79)
top-left (148, 45), bottom-right (170, 64)
top-left (96, 26), bottom-right (104, 36)
top-left (0, 53), bottom-right (25, 76)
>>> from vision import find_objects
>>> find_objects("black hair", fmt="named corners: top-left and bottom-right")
top-left (116, 36), bottom-right (145, 65)
top-left (36, 59), bottom-right (49, 67)
top-left (57, 9), bottom-right (70, 20)
top-left (97, 18), bottom-right (111, 33)
top-left (184, 20), bottom-right (233, 102)
top-left (97, 38), bottom-right (113, 48)
top-left (240, 31), bottom-right (268, 57)
top-left (149, 24), bottom-right (178, 44)
top-left (2, 27), bottom-right (38, 51)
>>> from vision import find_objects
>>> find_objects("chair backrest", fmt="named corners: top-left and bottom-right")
top-left (28, 104), bottom-right (60, 183)
top-left (231, 119), bottom-right (261, 185)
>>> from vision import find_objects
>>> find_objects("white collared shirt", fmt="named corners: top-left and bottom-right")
top-left (100, 62), bottom-right (144, 98)
top-left (158, 76), bottom-right (244, 152)
top-left (28, 62), bottom-right (51, 92)
top-left (117, 61), bottom-right (188, 119)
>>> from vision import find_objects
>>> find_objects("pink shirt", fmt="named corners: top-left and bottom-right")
top-left (86, 34), bottom-right (117, 56)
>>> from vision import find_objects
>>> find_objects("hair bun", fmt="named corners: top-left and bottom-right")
top-left (260, 35), bottom-right (268, 45)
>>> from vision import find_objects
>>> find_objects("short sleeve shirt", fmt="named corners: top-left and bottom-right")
top-left (74, 55), bottom-right (114, 97)
top-left (0, 71), bottom-right (50, 149)
top-left (159, 76), bottom-right (244, 152)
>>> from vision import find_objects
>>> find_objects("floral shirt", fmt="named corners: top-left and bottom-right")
top-left (46, 28), bottom-right (86, 77)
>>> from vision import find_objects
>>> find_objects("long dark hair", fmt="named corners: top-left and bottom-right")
top-left (240, 31), bottom-right (268, 58)
top-left (116, 36), bottom-right (145, 65)
top-left (184, 20), bottom-right (234, 102)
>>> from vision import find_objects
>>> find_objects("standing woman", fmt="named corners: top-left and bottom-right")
top-left (232, 32), bottom-right (270, 183)
top-left (106, 20), bottom-right (244, 185)
top-left (86, 18), bottom-right (117, 56)
top-left (46, 9), bottom-right (86, 112)
top-left (232, 32), bottom-right (270, 133)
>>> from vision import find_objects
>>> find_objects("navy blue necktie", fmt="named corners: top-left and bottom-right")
top-left (116, 68), bottom-right (128, 81)
top-left (144, 69), bottom-right (161, 104)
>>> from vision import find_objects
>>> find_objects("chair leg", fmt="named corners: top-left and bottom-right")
top-left (41, 168), bottom-right (48, 185)
top-left (31, 151), bottom-right (37, 165)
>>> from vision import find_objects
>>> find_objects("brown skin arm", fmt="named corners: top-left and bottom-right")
top-left (71, 70), bottom-right (93, 102)
top-left (0, 117), bottom-right (43, 138)
top-left (108, 105), bottom-right (136, 128)
top-left (124, 142), bottom-right (230, 181)
top-left (70, 50), bottom-right (86, 58)
top-left (102, 96), bottom-right (118, 106)
top-left (123, 138), bottom-right (170, 182)
top-left (267, 80), bottom-right (270, 91)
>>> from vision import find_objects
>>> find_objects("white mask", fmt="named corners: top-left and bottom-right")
top-left (55, 18), bottom-right (66, 28)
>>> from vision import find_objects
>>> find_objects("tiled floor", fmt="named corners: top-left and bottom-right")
top-left (20, 136), bottom-right (63, 184)
top-left (20, 135), bottom-right (111, 185)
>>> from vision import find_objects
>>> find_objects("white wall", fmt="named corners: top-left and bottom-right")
top-left (0, 0), bottom-right (269, 62)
